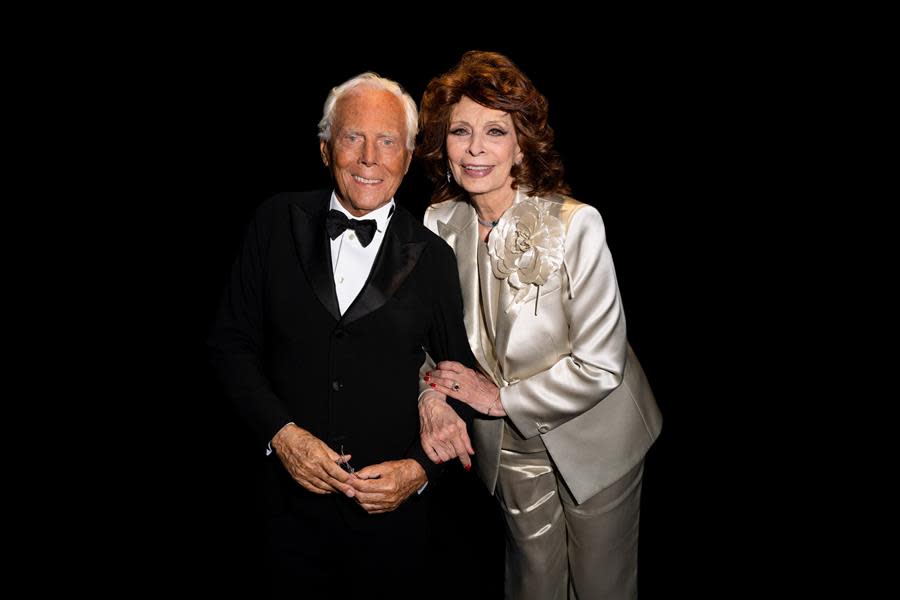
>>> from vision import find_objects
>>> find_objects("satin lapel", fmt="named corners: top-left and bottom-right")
top-left (437, 202), bottom-right (494, 378)
top-left (289, 200), bottom-right (340, 321)
top-left (341, 207), bottom-right (425, 326)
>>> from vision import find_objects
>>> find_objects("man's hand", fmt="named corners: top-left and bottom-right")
top-left (419, 391), bottom-right (474, 470)
top-left (347, 459), bottom-right (427, 514)
top-left (271, 423), bottom-right (356, 497)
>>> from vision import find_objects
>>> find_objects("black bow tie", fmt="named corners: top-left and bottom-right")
top-left (325, 209), bottom-right (377, 247)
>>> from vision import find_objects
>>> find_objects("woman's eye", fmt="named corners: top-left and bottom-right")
top-left (488, 128), bottom-right (507, 136)
top-left (449, 128), bottom-right (469, 136)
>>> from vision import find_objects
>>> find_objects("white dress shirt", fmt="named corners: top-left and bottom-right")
top-left (329, 193), bottom-right (395, 315)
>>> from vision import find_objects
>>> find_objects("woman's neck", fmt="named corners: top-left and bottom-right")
top-left (471, 188), bottom-right (516, 223)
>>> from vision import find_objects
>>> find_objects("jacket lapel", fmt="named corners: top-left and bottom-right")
top-left (341, 206), bottom-right (425, 326)
top-left (437, 202), bottom-right (495, 380)
top-left (289, 195), bottom-right (341, 321)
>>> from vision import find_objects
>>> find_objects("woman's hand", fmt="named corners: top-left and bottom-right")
top-left (425, 361), bottom-right (506, 417)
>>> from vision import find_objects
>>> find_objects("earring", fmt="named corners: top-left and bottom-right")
top-left (446, 168), bottom-right (452, 183)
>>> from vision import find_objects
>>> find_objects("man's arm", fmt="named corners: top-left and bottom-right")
top-left (410, 241), bottom-right (479, 471)
top-left (207, 204), bottom-right (294, 448)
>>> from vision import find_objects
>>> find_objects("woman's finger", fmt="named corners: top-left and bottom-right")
top-left (426, 368), bottom-right (456, 381)
top-left (427, 378), bottom-right (460, 396)
top-left (436, 361), bottom-right (465, 373)
top-left (427, 376), bottom-right (454, 389)
top-left (430, 382), bottom-right (460, 400)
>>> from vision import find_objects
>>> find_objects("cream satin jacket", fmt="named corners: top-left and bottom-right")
top-left (423, 190), bottom-right (662, 504)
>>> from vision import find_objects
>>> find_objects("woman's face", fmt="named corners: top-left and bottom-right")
top-left (446, 96), bottom-right (523, 205)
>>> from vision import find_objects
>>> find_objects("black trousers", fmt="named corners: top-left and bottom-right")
top-left (264, 491), bottom-right (428, 599)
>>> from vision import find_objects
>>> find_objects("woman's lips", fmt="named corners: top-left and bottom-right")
top-left (461, 165), bottom-right (494, 178)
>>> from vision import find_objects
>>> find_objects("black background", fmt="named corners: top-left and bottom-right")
top-left (156, 37), bottom-right (765, 598)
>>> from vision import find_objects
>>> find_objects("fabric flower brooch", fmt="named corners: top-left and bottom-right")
top-left (488, 197), bottom-right (564, 311)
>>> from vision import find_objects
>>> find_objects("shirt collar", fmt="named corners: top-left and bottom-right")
top-left (329, 193), bottom-right (395, 233)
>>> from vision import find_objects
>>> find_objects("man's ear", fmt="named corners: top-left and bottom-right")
top-left (320, 139), bottom-right (330, 166)
top-left (403, 150), bottom-right (413, 174)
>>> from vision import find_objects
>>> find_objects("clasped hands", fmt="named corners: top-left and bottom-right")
top-left (271, 424), bottom-right (425, 515)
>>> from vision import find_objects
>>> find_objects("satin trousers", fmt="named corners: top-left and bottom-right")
top-left (495, 423), bottom-right (644, 599)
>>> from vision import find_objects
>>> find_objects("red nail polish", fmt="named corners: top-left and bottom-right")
top-left (424, 375), bottom-right (430, 381)
top-left (430, 383), bottom-right (436, 388)
top-left (464, 464), bottom-right (471, 471)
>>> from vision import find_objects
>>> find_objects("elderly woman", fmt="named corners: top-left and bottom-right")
top-left (416, 51), bottom-right (663, 599)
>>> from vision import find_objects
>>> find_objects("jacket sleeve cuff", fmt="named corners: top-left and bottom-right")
top-left (405, 439), bottom-right (443, 486)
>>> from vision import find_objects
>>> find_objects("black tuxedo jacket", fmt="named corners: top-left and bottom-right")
top-left (209, 191), bottom-right (475, 495)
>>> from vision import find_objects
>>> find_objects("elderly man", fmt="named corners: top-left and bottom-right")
top-left (208, 73), bottom-right (475, 597)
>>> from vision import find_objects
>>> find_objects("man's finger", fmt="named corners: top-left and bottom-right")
top-left (321, 459), bottom-right (353, 483)
top-left (301, 474), bottom-right (337, 494)
top-left (448, 436), bottom-right (472, 469)
top-left (431, 441), bottom-right (451, 463)
top-left (324, 446), bottom-right (345, 462)
top-left (422, 439), bottom-right (442, 464)
top-left (449, 435), bottom-right (471, 463)
top-left (448, 427), bottom-right (474, 456)
top-left (352, 465), bottom-right (384, 481)
top-left (351, 476), bottom-right (389, 493)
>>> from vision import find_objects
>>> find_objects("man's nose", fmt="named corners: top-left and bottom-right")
top-left (359, 139), bottom-right (378, 166)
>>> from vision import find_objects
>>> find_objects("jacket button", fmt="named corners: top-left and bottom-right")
top-left (538, 424), bottom-right (550, 434)
top-left (334, 329), bottom-right (345, 338)
top-left (332, 380), bottom-right (342, 391)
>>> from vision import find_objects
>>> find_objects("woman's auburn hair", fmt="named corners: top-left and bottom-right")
top-left (417, 50), bottom-right (570, 205)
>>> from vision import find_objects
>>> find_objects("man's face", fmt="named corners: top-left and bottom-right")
top-left (320, 87), bottom-right (412, 217)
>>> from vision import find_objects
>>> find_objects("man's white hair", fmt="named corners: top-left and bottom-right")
top-left (317, 72), bottom-right (418, 151)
